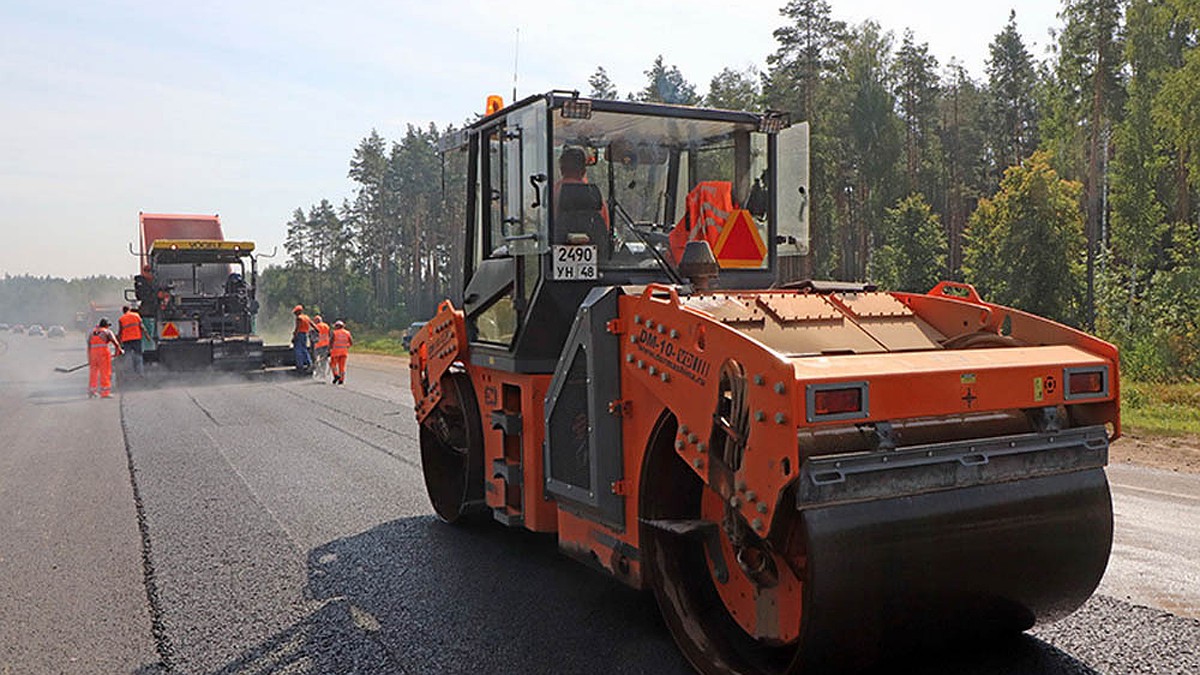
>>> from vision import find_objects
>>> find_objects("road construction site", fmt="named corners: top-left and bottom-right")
top-left (1, 332), bottom-right (1197, 674)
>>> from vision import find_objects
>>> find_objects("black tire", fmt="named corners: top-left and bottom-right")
top-left (419, 370), bottom-right (486, 524)
top-left (639, 413), bottom-right (801, 675)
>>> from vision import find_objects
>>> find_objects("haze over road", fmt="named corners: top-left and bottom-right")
top-left (1, 334), bottom-right (1197, 673)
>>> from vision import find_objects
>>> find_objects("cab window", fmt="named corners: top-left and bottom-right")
top-left (552, 109), bottom-right (771, 275)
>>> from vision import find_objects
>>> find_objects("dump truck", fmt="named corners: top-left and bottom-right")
top-left (409, 92), bottom-right (1118, 673)
top-left (129, 212), bottom-right (294, 370)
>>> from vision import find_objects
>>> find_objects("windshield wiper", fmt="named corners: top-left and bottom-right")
top-left (609, 197), bottom-right (685, 286)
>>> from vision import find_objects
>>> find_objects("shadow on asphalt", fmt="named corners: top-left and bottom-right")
top-left (203, 516), bottom-right (1099, 675)
top-left (210, 516), bottom-right (682, 675)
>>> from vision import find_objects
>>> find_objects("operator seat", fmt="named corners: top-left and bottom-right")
top-left (555, 182), bottom-right (607, 253)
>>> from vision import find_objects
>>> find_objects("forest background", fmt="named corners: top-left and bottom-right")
top-left (3, 0), bottom-right (1199, 386)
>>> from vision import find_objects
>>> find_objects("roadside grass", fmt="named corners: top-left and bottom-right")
top-left (354, 329), bottom-right (409, 357)
top-left (1122, 380), bottom-right (1200, 436)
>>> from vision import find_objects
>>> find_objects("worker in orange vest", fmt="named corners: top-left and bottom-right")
top-left (311, 314), bottom-right (331, 380)
top-left (669, 181), bottom-right (733, 264)
top-left (117, 304), bottom-right (148, 376)
top-left (292, 305), bottom-right (314, 373)
top-left (87, 318), bottom-right (124, 398)
top-left (329, 320), bottom-right (353, 385)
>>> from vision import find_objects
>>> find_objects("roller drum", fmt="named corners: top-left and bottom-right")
top-left (794, 468), bottom-right (1112, 672)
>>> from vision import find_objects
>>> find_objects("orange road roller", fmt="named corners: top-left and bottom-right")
top-left (410, 91), bottom-right (1117, 673)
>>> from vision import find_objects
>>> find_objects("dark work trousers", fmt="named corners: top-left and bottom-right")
top-left (293, 333), bottom-right (312, 370)
top-left (122, 339), bottom-right (144, 375)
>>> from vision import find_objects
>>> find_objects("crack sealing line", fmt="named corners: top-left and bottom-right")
top-left (120, 393), bottom-right (177, 672)
top-left (314, 417), bottom-right (421, 471)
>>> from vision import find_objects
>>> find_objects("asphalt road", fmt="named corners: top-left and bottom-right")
top-left (1, 334), bottom-right (1198, 674)
top-left (1099, 463), bottom-right (1200, 618)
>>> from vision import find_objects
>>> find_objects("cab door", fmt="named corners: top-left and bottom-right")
top-left (463, 100), bottom-right (548, 356)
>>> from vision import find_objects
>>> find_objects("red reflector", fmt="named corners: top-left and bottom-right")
top-left (1069, 371), bottom-right (1104, 395)
top-left (814, 388), bottom-right (862, 416)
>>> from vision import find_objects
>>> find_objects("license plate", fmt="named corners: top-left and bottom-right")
top-left (551, 245), bottom-right (598, 281)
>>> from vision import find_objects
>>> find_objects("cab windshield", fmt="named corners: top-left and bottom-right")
top-left (552, 109), bottom-right (771, 273)
top-left (154, 262), bottom-right (239, 296)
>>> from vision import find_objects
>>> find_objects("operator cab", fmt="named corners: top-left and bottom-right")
top-left (449, 91), bottom-right (809, 371)
top-left (133, 240), bottom-right (261, 339)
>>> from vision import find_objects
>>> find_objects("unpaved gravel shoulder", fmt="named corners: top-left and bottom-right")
top-left (1111, 432), bottom-right (1200, 474)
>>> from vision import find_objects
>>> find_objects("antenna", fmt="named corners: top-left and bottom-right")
top-left (512, 27), bottom-right (520, 102)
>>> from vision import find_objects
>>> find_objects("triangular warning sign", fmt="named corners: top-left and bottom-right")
top-left (713, 209), bottom-right (767, 268)
top-left (161, 322), bottom-right (179, 339)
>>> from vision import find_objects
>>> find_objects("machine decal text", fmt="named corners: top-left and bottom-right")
top-left (633, 329), bottom-right (711, 385)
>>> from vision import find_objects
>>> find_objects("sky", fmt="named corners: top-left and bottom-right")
top-left (0, 0), bottom-right (1061, 279)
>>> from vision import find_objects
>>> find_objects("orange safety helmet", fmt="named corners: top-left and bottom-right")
top-left (314, 315), bottom-right (322, 323)
top-left (293, 305), bottom-right (304, 314)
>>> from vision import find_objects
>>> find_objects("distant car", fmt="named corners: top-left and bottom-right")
top-left (11, 324), bottom-right (25, 334)
top-left (27, 324), bottom-right (45, 336)
top-left (402, 321), bottom-right (427, 352)
top-left (0, 323), bottom-right (9, 331)
top-left (47, 325), bottom-right (65, 338)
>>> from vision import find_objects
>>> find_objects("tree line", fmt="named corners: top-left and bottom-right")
top-left (0, 275), bottom-right (129, 329)
top-left (265, 0), bottom-right (1200, 381)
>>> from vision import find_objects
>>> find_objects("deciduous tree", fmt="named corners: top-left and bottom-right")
top-left (963, 151), bottom-right (1085, 323)
top-left (872, 194), bottom-right (947, 292)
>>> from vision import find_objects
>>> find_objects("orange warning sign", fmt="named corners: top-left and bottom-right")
top-left (161, 322), bottom-right (180, 339)
top-left (713, 209), bottom-right (767, 268)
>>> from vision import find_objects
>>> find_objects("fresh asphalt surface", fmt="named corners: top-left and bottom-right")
top-left (1, 334), bottom-right (1198, 674)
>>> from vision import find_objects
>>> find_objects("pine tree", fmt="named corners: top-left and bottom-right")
top-left (830, 21), bottom-right (902, 279)
top-left (1154, 29), bottom-right (1200, 221)
top-left (1047, 0), bottom-right (1125, 327)
top-left (1106, 0), bottom-right (1178, 325)
top-left (348, 130), bottom-right (393, 315)
top-left (705, 67), bottom-right (761, 110)
top-left (984, 11), bottom-right (1040, 182)
top-left (893, 30), bottom-right (941, 196)
top-left (764, 0), bottom-right (846, 278)
top-left (937, 62), bottom-right (990, 277)
top-left (765, 0), bottom-right (845, 121)
top-left (588, 66), bottom-right (618, 100)
top-left (636, 55), bottom-right (700, 105)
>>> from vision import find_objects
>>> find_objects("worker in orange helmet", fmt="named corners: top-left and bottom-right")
top-left (292, 304), bottom-right (314, 373)
top-left (311, 314), bottom-right (331, 380)
top-left (329, 320), bottom-right (353, 385)
top-left (87, 317), bottom-right (124, 398)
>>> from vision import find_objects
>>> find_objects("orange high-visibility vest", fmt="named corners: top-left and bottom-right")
top-left (118, 312), bottom-right (143, 342)
top-left (330, 328), bottom-right (353, 356)
top-left (314, 322), bottom-right (331, 348)
top-left (89, 328), bottom-right (113, 351)
top-left (295, 313), bottom-right (312, 334)
top-left (669, 181), bottom-right (733, 263)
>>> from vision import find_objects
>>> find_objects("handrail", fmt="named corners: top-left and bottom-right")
top-left (640, 283), bottom-right (681, 308)
top-left (928, 281), bottom-right (984, 305)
